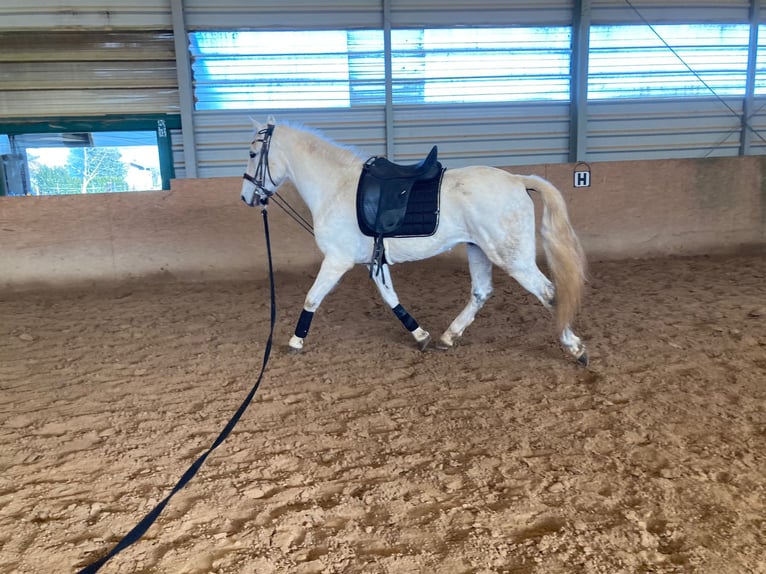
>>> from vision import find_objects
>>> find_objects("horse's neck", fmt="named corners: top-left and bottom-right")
top-left (280, 127), bottom-right (362, 214)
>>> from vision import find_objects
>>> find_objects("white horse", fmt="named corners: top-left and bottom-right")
top-left (241, 118), bottom-right (588, 365)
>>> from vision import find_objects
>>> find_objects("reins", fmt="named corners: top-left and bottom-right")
top-left (77, 207), bottom-right (277, 574)
top-left (272, 194), bottom-right (314, 236)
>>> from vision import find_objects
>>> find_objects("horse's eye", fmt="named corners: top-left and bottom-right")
top-left (249, 151), bottom-right (256, 158)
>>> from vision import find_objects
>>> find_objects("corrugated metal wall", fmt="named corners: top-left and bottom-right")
top-left (392, 103), bottom-right (571, 165)
top-left (183, 0), bottom-right (575, 176)
top-left (588, 97), bottom-right (744, 160)
top-left (590, 0), bottom-right (751, 24)
top-left (746, 97), bottom-right (766, 155)
top-left (183, 0), bottom-right (381, 30)
top-left (0, 0), bottom-right (172, 30)
top-left (389, 0), bottom-right (575, 27)
top-left (191, 108), bottom-right (386, 179)
top-left (0, 31), bottom-right (179, 118)
top-left (1, 1), bottom-right (764, 179)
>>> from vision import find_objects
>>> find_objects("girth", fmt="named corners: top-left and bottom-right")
top-left (356, 146), bottom-right (444, 275)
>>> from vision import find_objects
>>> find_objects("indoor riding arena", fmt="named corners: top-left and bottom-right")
top-left (1, 2), bottom-right (765, 574)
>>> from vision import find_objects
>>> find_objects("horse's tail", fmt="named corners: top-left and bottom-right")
top-left (522, 174), bottom-right (587, 332)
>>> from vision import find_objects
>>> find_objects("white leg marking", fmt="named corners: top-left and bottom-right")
top-left (372, 263), bottom-right (430, 348)
top-left (412, 326), bottom-right (431, 349)
top-left (288, 335), bottom-right (304, 351)
top-left (292, 257), bottom-right (352, 350)
top-left (560, 327), bottom-right (586, 360)
top-left (370, 263), bottom-right (400, 308)
top-left (440, 244), bottom-right (493, 348)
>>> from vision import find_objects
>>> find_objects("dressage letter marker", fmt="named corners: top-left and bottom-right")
top-left (574, 171), bottom-right (590, 187)
top-left (573, 162), bottom-right (591, 188)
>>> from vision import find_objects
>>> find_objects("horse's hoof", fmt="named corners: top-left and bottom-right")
top-left (418, 334), bottom-right (432, 351)
top-left (435, 336), bottom-right (457, 351)
top-left (287, 335), bottom-right (304, 354)
top-left (576, 350), bottom-right (589, 367)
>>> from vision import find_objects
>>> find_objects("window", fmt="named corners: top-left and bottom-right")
top-left (755, 25), bottom-right (766, 96)
top-left (588, 24), bottom-right (750, 99)
top-left (0, 117), bottom-right (177, 197)
top-left (190, 24), bottom-right (755, 110)
top-left (189, 27), bottom-right (571, 110)
top-left (189, 31), bottom-right (385, 109)
top-left (24, 132), bottom-right (161, 195)
top-left (391, 27), bottom-right (572, 104)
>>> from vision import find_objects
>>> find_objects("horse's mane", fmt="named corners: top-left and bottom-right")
top-left (277, 120), bottom-right (365, 167)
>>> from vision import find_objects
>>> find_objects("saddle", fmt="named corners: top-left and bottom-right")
top-left (356, 146), bottom-right (444, 274)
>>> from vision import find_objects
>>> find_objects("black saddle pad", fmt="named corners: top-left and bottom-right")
top-left (356, 167), bottom-right (444, 238)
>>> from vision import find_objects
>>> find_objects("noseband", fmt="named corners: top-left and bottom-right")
top-left (243, 124), bottom-right (276, 204)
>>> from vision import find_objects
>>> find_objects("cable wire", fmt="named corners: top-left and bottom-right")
top-left (624, 0), bottom-right (766, 149)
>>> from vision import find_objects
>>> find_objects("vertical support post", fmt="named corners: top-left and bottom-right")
top-left (569, 0), bottom-right (591, 163)
top-left (171, 0), bottom-right (198, 178)
top-left (382, 0), bottom-right (395, 160)
top-left (156, 119), bottom-right (174, 190)
top-left (741, 0), bottom-right (760, 156)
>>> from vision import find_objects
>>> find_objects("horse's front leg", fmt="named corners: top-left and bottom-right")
top-left (289, 257), bottom-right (353, 352)
top-left (371, 263), bottom-right (431, 350)
top-left (438, 243), bottom-right (493, 348)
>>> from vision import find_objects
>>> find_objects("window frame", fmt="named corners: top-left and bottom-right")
top-left (0, 115), bottom-right (179, 196)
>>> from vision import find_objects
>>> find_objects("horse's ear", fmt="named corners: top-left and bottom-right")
top-left (267, 114), bottom-right (276, 127)
top-left (249, 116), bottom-right (261, 130)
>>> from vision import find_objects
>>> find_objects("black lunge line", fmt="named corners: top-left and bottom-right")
top-left (78, 208), bottom-right (277, 574)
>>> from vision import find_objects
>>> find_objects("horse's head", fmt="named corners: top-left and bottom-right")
top-left (241, 117), bottom-right (288, 207)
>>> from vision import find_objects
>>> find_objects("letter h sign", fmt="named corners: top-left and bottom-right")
top-left (573, 162), bottom-right (591, 188)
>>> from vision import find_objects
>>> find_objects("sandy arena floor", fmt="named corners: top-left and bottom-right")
top-left (1, 252), bottom-right (765, 574)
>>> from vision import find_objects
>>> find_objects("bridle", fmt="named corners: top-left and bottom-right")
top-left (243, 123), bottom-right (277, 205)
top-left (241, 123), bottom-right (315, 236)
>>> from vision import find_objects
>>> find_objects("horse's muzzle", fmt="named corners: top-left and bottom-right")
top-left (241, 178), bottom-right (258, 207)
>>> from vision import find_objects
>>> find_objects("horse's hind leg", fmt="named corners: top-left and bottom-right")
top-left (438, 243), bottom-right (493, 349)
top-left (371, 263), bottom-right (431, 350)
top-left (505, 260), bottom-right (587, 364)
top-left (288, 257), bottom-right (353, 352)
